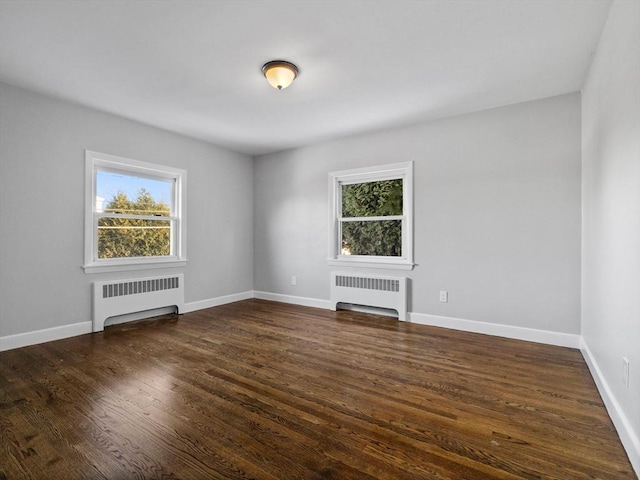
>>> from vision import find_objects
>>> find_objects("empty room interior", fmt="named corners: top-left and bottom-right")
top-left (0, 1), bottom-right (638, 479)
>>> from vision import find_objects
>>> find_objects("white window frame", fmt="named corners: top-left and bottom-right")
top-left (83, 150), bottom-right (187, 274)
top-left (328, 161), bottom-right (414, 270)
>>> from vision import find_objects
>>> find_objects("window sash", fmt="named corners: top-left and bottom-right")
top-left (340, 179), bottom-right (403, 218)
top-left (338, 217), bottom-right (405, 258)
top-left (94, 215), bottom-right (177, 261)
top-left (96, 168), bottom-right (176, 217)
top-left (95, 213), bottom-right (179, 222)
top-left (93, 178), bottom-right (177, 261)
top-left (339, 215), bottom-right (404, 222)
top-left (337, 178), bottom-right (406, 258)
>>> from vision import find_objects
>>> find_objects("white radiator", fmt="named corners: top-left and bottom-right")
top-left (330, 272), bottom-right (407, 321)
top-left (92, 274), bottom-right (184, 332)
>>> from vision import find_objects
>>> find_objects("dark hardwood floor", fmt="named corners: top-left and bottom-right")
top-left (0, 299), bottom-right (635, 479)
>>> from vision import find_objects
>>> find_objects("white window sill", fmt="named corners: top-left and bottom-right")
top-left (328, 258), bottom-right (415, 271)
top-left (83, 259), bottom-right (187, 275)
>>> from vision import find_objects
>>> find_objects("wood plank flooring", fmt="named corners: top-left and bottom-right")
top-left (0, 299), bottom-right (635, 479)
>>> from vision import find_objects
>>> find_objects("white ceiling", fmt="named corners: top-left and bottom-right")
top-left (0, 0), bottom-right (612, 156)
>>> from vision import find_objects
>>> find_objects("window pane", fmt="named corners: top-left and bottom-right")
top-left (97, 171), bottom-right (172, 216)
top-left (98, 217), bottom-right (171, 258)
top-left (341, 179), bottom-right (403, 218)
top-left (341, 220), bottom-right (401, 256)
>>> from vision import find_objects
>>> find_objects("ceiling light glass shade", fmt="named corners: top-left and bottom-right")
top-left (262, 61), bottom-right (298, 90)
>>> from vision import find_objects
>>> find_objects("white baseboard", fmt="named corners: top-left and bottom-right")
top-left (252, 293), bottom-right (581, 349)
top-left (0, 291), bottom-right (255, 351)
top-left (0, 295), bottom-right (581, 352)
top-left (581, 338), bottom-right (640, 476)
top-left (0, 321), bottom-right (92, 352)
top-left (253, 291), bottom-right (333, 310)
top-left (183, 290), bottom-right (254, 313)
top-left (407, 312), bottom-right (581, 349)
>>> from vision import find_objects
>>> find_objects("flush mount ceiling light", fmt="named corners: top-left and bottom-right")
top-left (262, 60), bottom-right (299, 90)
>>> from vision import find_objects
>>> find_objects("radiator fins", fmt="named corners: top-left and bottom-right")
top-left (102, 276), bottom-right (180, 298)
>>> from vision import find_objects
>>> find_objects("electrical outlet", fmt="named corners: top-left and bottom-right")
top-left (439, 291), bottom-right (448, 303)
top-left (623, 357), bottom-right (629, 389)
top-left (291, 276), bottom-right (297, 286)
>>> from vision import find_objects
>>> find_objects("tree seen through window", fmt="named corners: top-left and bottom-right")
top-left (340, 179), bottom-right (403, 256)
top-left (98, 189), bottom-right (171, 258)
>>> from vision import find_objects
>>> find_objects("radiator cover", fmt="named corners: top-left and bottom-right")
top-left (92, 274), bottom-right (184, 332)
top-left (330, 272), bottom-right (407, 321)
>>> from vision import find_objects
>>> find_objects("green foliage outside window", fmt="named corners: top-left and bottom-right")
top-left (98, 189), bottom-right (171, 259)
top-left (341, 179), bottom-right (403, 256)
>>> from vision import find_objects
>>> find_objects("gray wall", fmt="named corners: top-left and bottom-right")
top-left (0, 82), bottom-right (254, 337)
top-left (582, 0), bottom-right (640, 465)
top-left (0, 83), bottom-right (583, 339)
top-left (254, 93), bottom-right (582, 334)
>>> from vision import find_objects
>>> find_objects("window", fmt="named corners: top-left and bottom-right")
top-left (329, 162), bottom-right (413, 270)
top-left (84, 150), bottom-right (186, 273)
